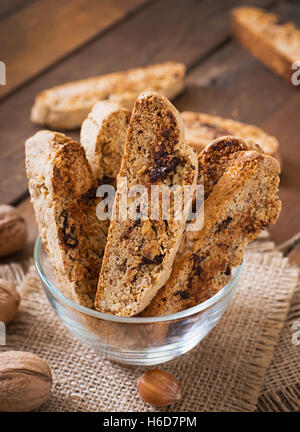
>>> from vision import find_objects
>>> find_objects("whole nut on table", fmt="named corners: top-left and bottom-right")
top-left (0, 279), bottom-right (21, 325)
top-left (137, 369), bottom-right (181, 407)
top-left (0, 350), bottom-right (52, 412)
top-left (0, 204), bottom-right (28, 257)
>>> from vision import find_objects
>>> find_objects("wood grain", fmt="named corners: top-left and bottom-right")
top-left (0, 0), bottom-right (33, 21)
top-left (288, 243), bottom-right (300, 268)
top-left (0, 0), bottom-right (152, 98)
top-left (0, 0), bottom-right (274, 205)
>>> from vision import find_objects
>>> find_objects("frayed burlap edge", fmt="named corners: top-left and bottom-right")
top-left (256, 281), bottom-right (300, 412)
top-left (257, 384), bottom-right (300, 412)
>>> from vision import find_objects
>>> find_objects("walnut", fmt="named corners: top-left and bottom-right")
top-left (0, 351), bottom-right (52, 412)
top-left (0, 205), bottom-right (28, 257)
top-left (0, 279), bottom-right (20, 325)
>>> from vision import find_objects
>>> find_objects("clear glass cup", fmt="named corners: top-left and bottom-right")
top-left (34, 236), bottom-right (243, 365)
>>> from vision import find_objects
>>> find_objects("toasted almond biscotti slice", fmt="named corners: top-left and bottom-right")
top-left (231, 7), bottom-right (300, 83)
top-left (80, 101), bottom-right (130, 185)
top-left (31, 62), bottom-right (186, 129)
top-left (94, 92), bottom-right (198, 317)
top-left (178, 136), bottom-right (262, 254)
top-left (182, 111), bottom-right (280, 161)
top-left (25, 131), bottom-right (108, 308)
top-left (142, 151), bottom-right (281, 316)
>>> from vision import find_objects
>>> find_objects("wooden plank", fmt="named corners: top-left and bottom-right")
top-left (0, 0), bottom-right (152, 98)
top-left (261, 96), bottom-right (300, 246)
top-left (288, 243), bottom-right (300, 268)
top-left (176, 42), bottom-right (294, 124)
top-left (0, 0), bottom-right (33, 21)
top-left (0, 0), bottom-right (274, 205)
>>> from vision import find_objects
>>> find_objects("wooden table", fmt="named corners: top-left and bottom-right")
top-left (0, 0), bottom-right (300, 265)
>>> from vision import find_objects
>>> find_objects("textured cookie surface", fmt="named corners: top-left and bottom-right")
top-left (182, 111), bottom-right (280, 161)
top-left (231, 6), bottom-right (300, 82)
top-left (80, 101), bottom-right (130, 185)
top-left (26, 131), bottom-right (107, 307)
top-left (142, 149), bottom-right (281, 316)
top-left (178, 136), bottom-right (262, 253)
top-left (31, 62), bottom-right (186, 129)
top-left (197, 136), bottom-right (262, 198)
top-left (95, 92), bottom-right (198, 317)
top-left (143, 136), bottom-right (256, 314)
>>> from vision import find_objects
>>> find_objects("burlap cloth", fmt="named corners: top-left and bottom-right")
top-left (257, 281), bottom-right (300, 412)
top-left (1, 235), bottom-right (299, 412)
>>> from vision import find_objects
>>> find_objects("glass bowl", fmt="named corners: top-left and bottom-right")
top-left (34, 236), bottom-right (243, 365)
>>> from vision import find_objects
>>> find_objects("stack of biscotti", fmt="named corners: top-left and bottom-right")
top-left (80, 107), bottom-right (281, 190)
top-left (25, 131), bottom-right (108, 308)
top-left (231, 6), bottom-right (300, 83)
top-left (182, 111), bottom-right (280, 162)
top-left (80, 105), bottom-right (280, 188)
top-left (141, 137), bottom-right (281, 316)
top-left (26, 91), bottom-right (281, 320)
top-left (30, 62), bottom-right (185, 129)
top-left (94, 92), bottom-right (198, 317)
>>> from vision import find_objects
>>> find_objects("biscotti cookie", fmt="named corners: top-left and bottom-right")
top-left (143, 136), bottom-right (260, 312)
top-left (198, 135), bottom-right (262, 198)
top-left (94, 92), bottom-right (198, 317)
top-left (182, 111), bottom-right (280, 161)
top-left (25, 131), bottom-right (107, 308)
top-left (80, 101), bottom-right (130, 185)
top-left (142, 150), bottom-right (281, 316)
top-left (177, 136), bottom-right (262, 255)
top-left (31, 62), bottom-right (186, 129)
top-left (231, 6), bottom-right (300, 83)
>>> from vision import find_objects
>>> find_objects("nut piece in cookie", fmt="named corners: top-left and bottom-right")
top-left (25, 131), bottom-right (108, 308)
top-left (80, 101), bottom-right (130, 186)
top-left (30, 62), bottom-right (186, 129)
top-left (142, 150), bottom-right (281, 317)
top-left (95, 92), bottom-right (198, 317)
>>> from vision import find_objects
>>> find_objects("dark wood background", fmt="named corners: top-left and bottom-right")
top-left (0, 0), bottom-right (299, 264)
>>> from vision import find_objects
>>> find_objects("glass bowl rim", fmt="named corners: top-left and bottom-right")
top-left (34, 235), bottom-right (243, 324)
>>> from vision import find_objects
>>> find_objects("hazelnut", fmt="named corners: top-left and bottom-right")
top-left (0, 205), bottom-right (27, 257)
top-left (0, 350), bottom-right (52, 412)
top-left (137, 369), bottom-right (181, 407)
top-left (0, 279), bottom-right (20, 325)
